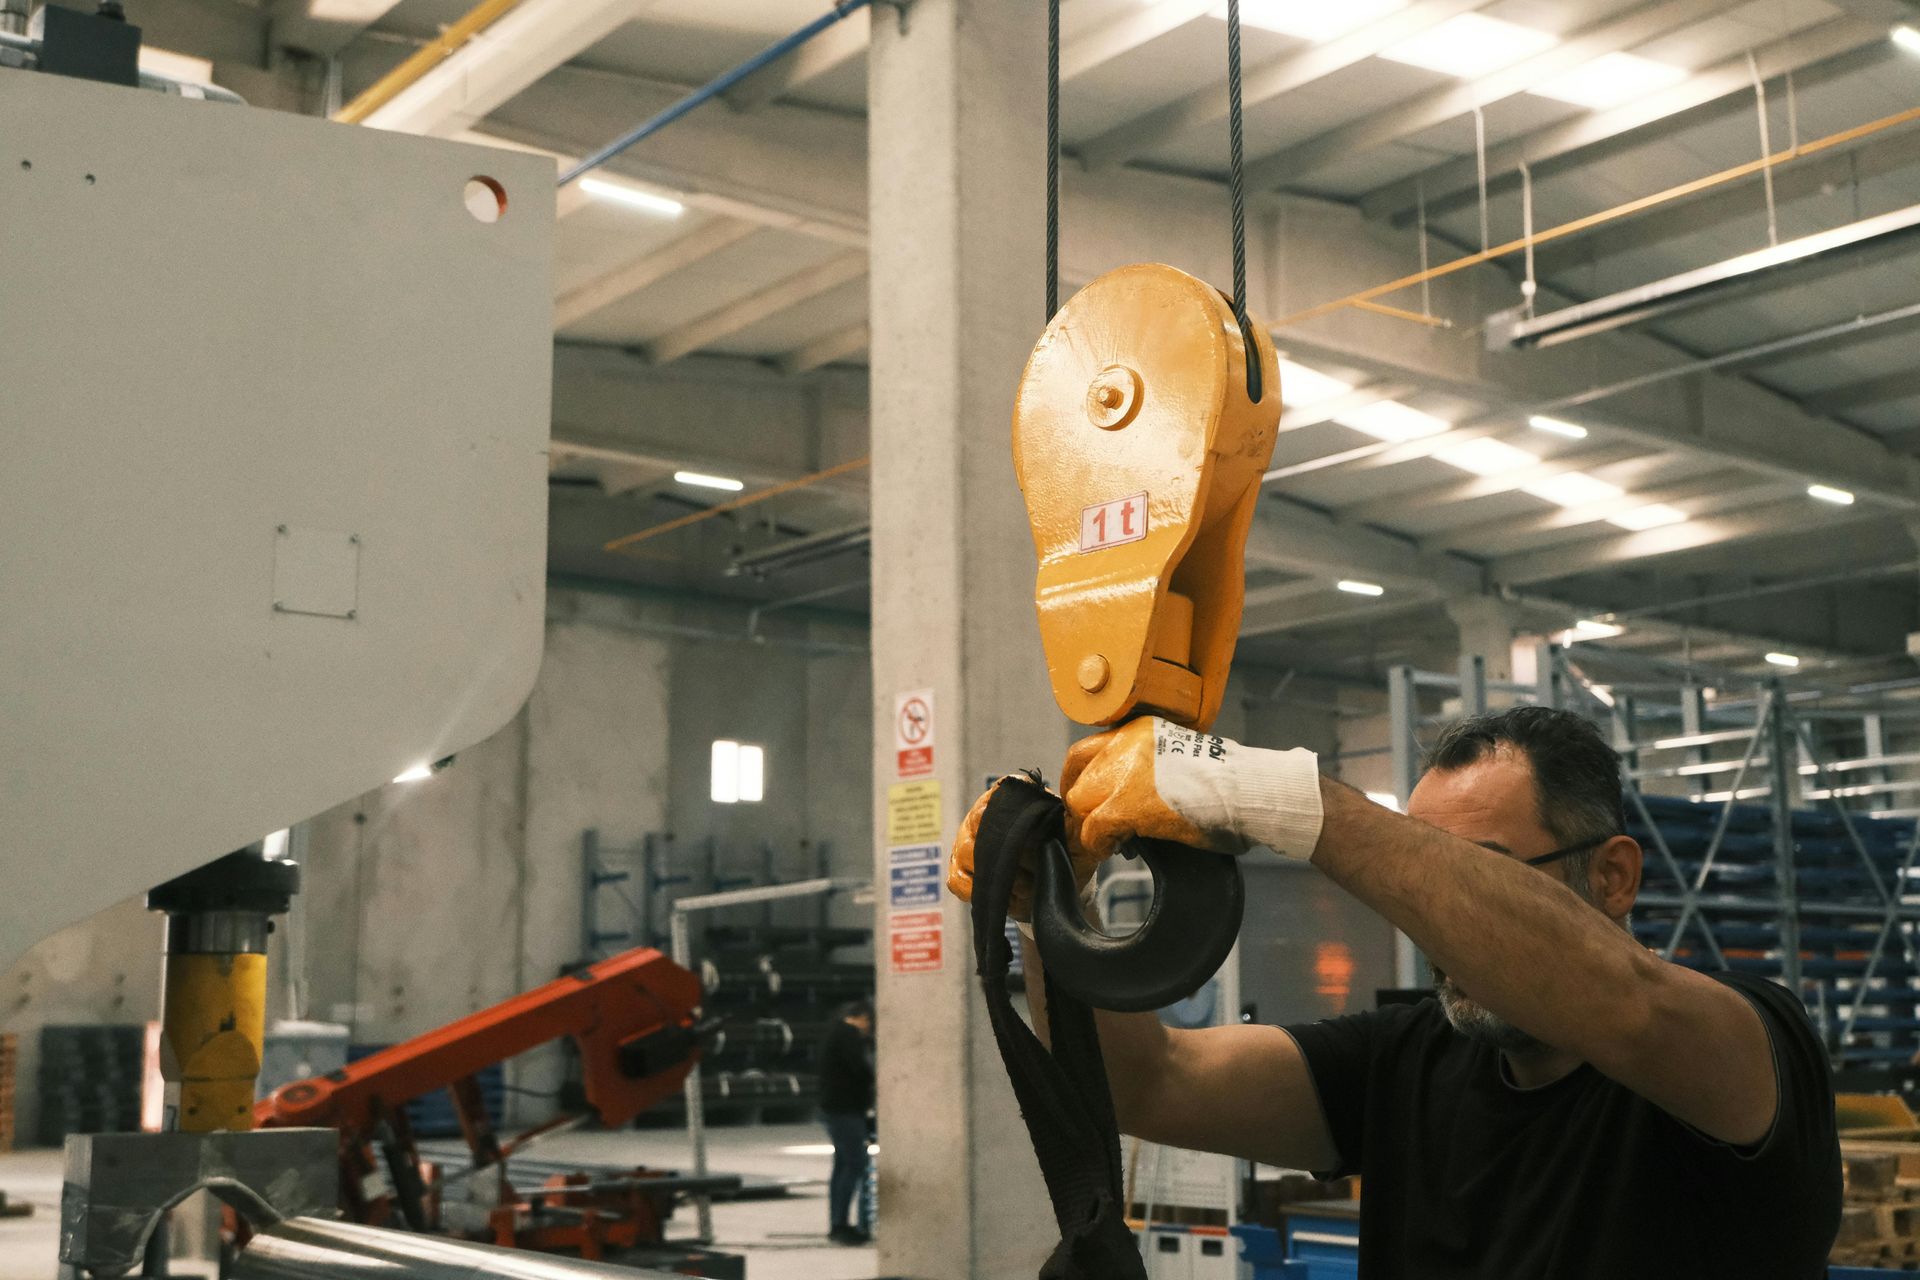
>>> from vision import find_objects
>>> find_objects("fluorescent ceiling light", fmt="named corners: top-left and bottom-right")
top-left (1527, 414), bottom-right (1588, 439)
top-left (579, 176), bottom-right (685, 218)
top-left (781, 1143), bottom-right (836, 1156)
top-left (1380, 13), bottom-right (1558, 79)
top-left (1337, 579), bottom-right (1385, 596)
top-left (1278, 358), bottom-right (1354, 407)
top-left (1531, 52), bottom-right (1686, 109)
top-left (675, 470), bottom-right (745, 492)
top-left (1433, 437), bottom-right (1539, 476)
top-left (1335, 400), bottom-right (1450, 442)
top-left (1807, 483), bottom-right (1855, 505)
top-left (1764, 652), bottom-right (1801, 668)
top-left (711, 740), bottom-right (740, 803)
top-left (393, 763), bottom-right (434, 784)
top-left (1215, 0), bottom-right (1406, 43)
top-left (1365, 791), bottom-right (1402, 811)
top-left (1571, 618), bottom-right (1624, 640)
top-left (1586, 683), bottom-right (1616, 708)
top-left (262, 828), bottom-right (290, 859)
top-left (138, 46), bottom-right (214, 83)
top-left (1607, 503), bottom-right (1687, 531)
top-left (1522, 471), bottom-right (1623, 507)
top-left (1893, 25), bottom-right (1920, 55)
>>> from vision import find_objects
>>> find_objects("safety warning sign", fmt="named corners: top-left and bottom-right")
top-left (886, 780), bottom-right (942, 845)
top-left (889, 909), bottom-right (943, 973)
top-left (889, 844), bottom-right (943, 909)
top-left (894, 688), bottom-right (935, 778)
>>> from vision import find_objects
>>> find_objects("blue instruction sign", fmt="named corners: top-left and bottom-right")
top-left (888, 843), bottom-right (943, 909)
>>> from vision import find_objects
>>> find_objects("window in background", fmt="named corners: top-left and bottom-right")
top-left (711, 740), bottom-right (766, 804)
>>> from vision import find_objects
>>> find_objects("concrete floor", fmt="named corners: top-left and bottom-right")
top-left (0, 1123), bottom-right (878, 1280)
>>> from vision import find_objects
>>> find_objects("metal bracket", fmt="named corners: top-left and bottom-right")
top-left (59, 1129), bottom-right (336, 1277)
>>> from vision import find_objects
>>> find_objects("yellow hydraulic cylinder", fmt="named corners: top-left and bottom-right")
top-left (1012, 263), bottom-right (1282, 731)
top-left (148, 849), bottom-right (298, 1133)
top-left (160, 950), bottom-right (269, 1132)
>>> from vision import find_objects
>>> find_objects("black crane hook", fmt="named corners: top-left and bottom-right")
top-left (1029, 835), bottom-right (1245, 1015)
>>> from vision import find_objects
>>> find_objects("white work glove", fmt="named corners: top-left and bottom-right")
top-left (1059, 718), bottom-right (1323, 861)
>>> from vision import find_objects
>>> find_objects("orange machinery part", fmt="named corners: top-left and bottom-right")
top-left (255, 947), bottom-right (703, 1135)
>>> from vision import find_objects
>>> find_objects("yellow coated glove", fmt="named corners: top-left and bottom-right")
top-left (946, 775), bottom-right (1108, 922)
top-left (1059, 717), bottom-right (1325, 863)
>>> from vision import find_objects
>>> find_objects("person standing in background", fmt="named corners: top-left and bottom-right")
top-left (818, 999), bottom-right (875, 1245)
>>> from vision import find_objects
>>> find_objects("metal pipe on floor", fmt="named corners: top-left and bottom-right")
top-left (232, 1218), bottom-right (680, 1280)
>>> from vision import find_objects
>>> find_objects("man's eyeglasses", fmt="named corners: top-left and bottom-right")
top-left (1524, 834), bottom-right (1614, 868)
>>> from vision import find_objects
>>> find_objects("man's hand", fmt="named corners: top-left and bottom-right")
top-left (1060, 718), bottom-right (1324, 861)
top-left (946, 775), bottom-right (1106, 921)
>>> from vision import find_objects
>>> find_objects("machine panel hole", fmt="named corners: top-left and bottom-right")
top-left (463, 175), bottom-right (507, 223)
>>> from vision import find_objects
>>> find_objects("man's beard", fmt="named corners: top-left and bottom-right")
top-left (1435, 975), bottom-right (1550, 1055)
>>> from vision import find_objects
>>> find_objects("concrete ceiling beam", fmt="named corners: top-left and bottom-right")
top-left (553, 218), bottom-right (761, 331)
top-left (643, 252), bottom-right (867, 365)
top-left (1245, 0), bottom-right (1725, 187)
top-left (1359, 17), bottom-right (1891, 221)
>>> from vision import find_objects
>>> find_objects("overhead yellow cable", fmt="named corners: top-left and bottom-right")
top-left (334, 0), bottom-right (529, 126)
top-left (1271, 101), bottom-right (1920, 331)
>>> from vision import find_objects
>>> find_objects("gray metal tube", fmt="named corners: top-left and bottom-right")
top-left (234, 1218), bottom-right (683, 1280)
top-left (669, 909), bottom-right (713, 1244)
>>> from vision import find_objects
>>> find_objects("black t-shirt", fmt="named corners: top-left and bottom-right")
top-left (1284, 972), bottom-right (1840, 1278)
top-left (819, 1018), bottom-right (874, 1115)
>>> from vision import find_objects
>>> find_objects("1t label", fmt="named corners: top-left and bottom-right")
top-left (1079, 492), bottom-right (1148, 553)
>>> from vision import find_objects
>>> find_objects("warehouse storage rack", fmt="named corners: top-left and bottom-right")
top-left (1382, 644), bottom-right (1920, 1075)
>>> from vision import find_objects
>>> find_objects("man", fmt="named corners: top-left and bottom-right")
top-left (949, 706), bottom-right (1841, 1277)
top-left (818, 999), bottom-right (875, 1246)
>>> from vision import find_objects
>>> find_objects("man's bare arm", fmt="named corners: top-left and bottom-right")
top-left (1311, 780), bottom-right (1776, 1146)
top-left (1021, 932), bottom-right (1337, 1170)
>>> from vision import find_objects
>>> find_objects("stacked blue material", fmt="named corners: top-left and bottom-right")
top-left (1624, 793), bottom-right (1920, 1069)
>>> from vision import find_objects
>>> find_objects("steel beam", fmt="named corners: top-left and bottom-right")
top-left (778, 322), bottom-right (869, 375)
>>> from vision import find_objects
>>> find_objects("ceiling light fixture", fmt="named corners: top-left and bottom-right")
top-left (1380, 13), bottom-right (1558, 79)
top-left (1527, 414), bottom-right (1588, 439)
top-left (1530, 51), bottom-right (1686, 109)
top-left (1214, 0), bottom-right (1406, 42)
top-left (579, 176), bottom-right (685, 218)
top-left (1277, 358), bottom-right (1354, 407)
top-left (1433, 437), bottom-right (1540, 476)
top-left (1334, 400), bottom-right (1450, 442)
top-left (1765, 652), bottom-right (1801, 668)
top-left (1607, 503), bottom-right (1687, 531)
top-left (392, 763), bottom-right (434, 784)
top-left (1365, 791), bottom-right (1403, 811)
top-left (1337, 579), bottom-right (1386, 596)
top-left (675, 470), bottom-right (745, 492)
top-left (1893, 25), bottom-right (1920, 55)
top-left (138, 46), bottom-right (214, 83)
top-left (1523, 471), bottom-right (1623, 507)
top-left (1572, 618), bottom-right (1625, 640)
top-left (1807, 483), bottom-right (1855, 505)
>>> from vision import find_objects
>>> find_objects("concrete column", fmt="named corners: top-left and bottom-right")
top-left (1445, 596), bottom-right (1531, 701)
top-left (868, 6), bottom-right (1062, 1278)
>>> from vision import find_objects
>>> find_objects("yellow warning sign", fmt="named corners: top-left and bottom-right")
top-left (886, 780), bottom-right (943, 845)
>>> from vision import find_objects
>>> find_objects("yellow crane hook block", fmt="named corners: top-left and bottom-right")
top-left (1012, 263), bottom-right (1282, 731)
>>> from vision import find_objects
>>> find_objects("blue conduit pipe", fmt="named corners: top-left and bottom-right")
top-left (558, 0), bottom-right (895, 188)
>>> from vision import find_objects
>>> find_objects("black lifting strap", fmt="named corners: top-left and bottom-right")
top-left (971, 775), bottom-right (1148, 1280)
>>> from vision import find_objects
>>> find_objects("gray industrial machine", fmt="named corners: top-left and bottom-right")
top-left (3, 8), bottom-right (690, 1277)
